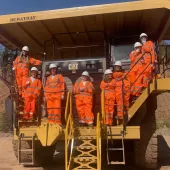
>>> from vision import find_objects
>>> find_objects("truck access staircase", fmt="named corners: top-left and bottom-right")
top-left (65, 49), bottom-right (170, 169)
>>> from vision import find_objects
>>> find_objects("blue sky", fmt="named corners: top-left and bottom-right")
top-left (0, 0), bottom-right (137, 15)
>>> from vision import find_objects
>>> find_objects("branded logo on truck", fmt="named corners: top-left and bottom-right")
top-left (10, 16), bottom-right (37, 23)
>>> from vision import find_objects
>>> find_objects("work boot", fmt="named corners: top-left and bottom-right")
top-left (29, 112), bottom-right (34, 120)
top-left (79, 123), bottom-right (86, 127)
top-left (87, 123), bottom-right (94, 127)
top-left (23, 113), bottom-right (29, 120)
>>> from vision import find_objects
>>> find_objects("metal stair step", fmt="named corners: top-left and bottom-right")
top-left (107, 148), bottom-right (123, 151)
top-left (75, 146), bottom-right (97, 150)
top-left (109, 161), bottom-right (125, 165)
top-left (19, 149), bottom-right (33, 152)
top-left (20, 162), bottom-right (34, 165)
top-left (73, 167), bottom-right (97, 170)
top-left (76, 136), bottom-right (96, 140)
top-left (74, 157), bottom-right (97, 162)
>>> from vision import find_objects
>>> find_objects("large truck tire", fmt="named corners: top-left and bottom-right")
top-left (134, 95), bottom-right (157, 168)
top-left (12, 139), bottom-right (55, 166)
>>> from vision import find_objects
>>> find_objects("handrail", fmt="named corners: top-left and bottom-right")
top-left (158, 45), bottom-right (170, 77)
top-left (101, 90), bottom-right (105, 124)
top-left (65, 91), bottom-right (71, 122)
top-left (96, 112), bottom-right (101, 170)
top-left (65, 93), bottom-right (74, 170)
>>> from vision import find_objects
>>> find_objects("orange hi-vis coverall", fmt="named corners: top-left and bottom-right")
top-left (22, 77), bottom-right (42, 119)
top-left (13, 56), bottom-right (41, 95)
top-left (130, 53), bottom-right (145, 96)
top-left (129, 50), bottom-right (141, 84)
top-left (100, 79), bottom-right (116, 125)
top-left (73, 78), bottom-right (94, 125)
top-left (142, 41), bottom-right (156, 87)
top-left (44, 74), bottom-right (65, 125)
top-left (113, 72), bottom-right (130, 118)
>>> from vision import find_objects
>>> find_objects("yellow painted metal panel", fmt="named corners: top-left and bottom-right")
top-left (107, 126), bottom-right (140, 139)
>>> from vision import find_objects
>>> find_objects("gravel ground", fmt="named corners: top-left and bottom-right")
top-left (0, 132), bottom-right (169, 170)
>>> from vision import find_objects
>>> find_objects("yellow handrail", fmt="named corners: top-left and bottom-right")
top-left (65, 114), bottom-right (71, 170)
top-left (101, 90), bottom-right (105, 124)
top-left (65, 91), bottom-right (70, 122)
top-left (96, 112), bottom-right (101, 170)
top-left (65, 93), bottom-right (74, 170)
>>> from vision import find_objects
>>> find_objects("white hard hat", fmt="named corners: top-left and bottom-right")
top-left (31, 67), bottom-right (38, 72)
top-left (114, 61), bottom-right (122, 66)
top-left (104, 69), bottom-right (113, 75)
top-left (22, 46), bottom-right (29, 51)
top-left (134, 42), bottom-right (142, 48)
top-left (49, 63), bottom-right (57, 69)
top-left (140, 33), bottom-right (148, 39)
top-left (82, 71), bottom-right (90, 77)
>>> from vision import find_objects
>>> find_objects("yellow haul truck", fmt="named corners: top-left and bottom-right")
top-left (1, 0), bottom-right (170, 169)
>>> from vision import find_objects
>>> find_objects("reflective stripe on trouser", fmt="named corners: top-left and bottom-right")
top-left (76, 95), bottom-right (94, 124)
top-left (116, 95), bottom-right (129, 118)
top-left (24, 97), bottom-right (36, 113)
top-left (16, 76), bottom-right (23, 95)
top-left (16, 75), bottom-right (29, 95)
top-left (142, 65), bottom-right (152, 88)
top-left (131, 75), bottom-right (143, 96)
top-left (105, 98), bottom-right (114, 125)
top-left (47, 98), bottom-right (61, 124)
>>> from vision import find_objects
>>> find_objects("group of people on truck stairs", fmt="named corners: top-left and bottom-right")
top-left (129, 33), bottom-right (157, 98)
top-left (13, 46), bottom-right (42, 120)
top-left (101, 62), bottom-right (130, 126)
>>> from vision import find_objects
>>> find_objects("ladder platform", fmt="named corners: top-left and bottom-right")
top-left (106, 126), bottom-right (140, 139)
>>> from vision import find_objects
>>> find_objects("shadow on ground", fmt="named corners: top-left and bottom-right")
top-left (158, 135), bottom-right (170, 167)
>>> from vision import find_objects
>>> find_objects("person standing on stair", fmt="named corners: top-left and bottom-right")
top-left (73, 71), bottom-right (94, 127)
top-left (130, 42), bottom-right (145, 98)
top-left (22, 67), bottom-right (42, 120)
top-left (100, 69), bottom-right (116, 126)
top-left (139, 33), bottom-right (157, 87)
top-left (13, 46), bottom-right (42, 96)
top-left (129, 42), bottom-right (142, 85)
top-left (44, 63), bottom-right (65, 125)
top-left (113, 61), bottom-right (130, 124)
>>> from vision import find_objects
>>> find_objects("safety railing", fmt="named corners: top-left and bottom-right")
top-left (64, 91), bottom-right (71, 123)
top-left (65, 96), bottom-right (74, 170)
top-left (96, 112), bottom-right (101, 170)
top-left (158, 45), bottom-right (170, 77)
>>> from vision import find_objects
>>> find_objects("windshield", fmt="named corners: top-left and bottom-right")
top-left (114, 44), bottom-right (133, 61)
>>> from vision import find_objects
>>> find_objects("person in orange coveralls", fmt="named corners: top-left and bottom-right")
top-left (129, 42), bottom-right (142, 84)
top-left (100, 69), bottom-right (116, 126)
top-left (73, 71), bottom-right (94, 127)
top-left (129, 42), bottom-right (145, 97)
top-left (113, 61), bottom-right (130, 124)
top-left (13, 46), bottom-right (42, 96)
top-left (44, 63), bottom-right (65, 125)
top-left (140, 33), bottom-right (157, 87)
top-left (22, 67), bottom-right (42, 120)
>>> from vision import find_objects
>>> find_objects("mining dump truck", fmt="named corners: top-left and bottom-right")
top-left (1, 0), bottom-right (170, 169)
